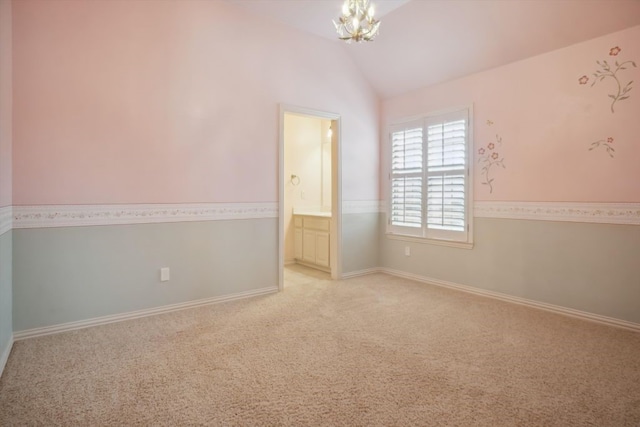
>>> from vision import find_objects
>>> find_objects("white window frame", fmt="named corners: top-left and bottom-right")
top-left (386, 105), bottom-right (474, 249)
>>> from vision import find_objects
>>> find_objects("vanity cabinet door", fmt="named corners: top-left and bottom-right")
top-left (294, 228), bottom-right (303, 260)
top-left (315, 231), bottom-right (330, 267)
top-left (302, 229), bottom-right (316, 263)
top-left (292, 214), bottom-right (330, 272)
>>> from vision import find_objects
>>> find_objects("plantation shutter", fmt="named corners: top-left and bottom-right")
top-left (387, 108), bottom-right (471, 244)
top-left (389, 121), bottom-right (423, 236)
top-left (425, 110), bottom-right (468, 241)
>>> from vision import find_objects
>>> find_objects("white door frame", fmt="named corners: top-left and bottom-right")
top-left (278, 104), bottom-right (342, 290)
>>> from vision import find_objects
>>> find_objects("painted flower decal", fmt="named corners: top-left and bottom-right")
top-left (589, 136), bottom-right (615, 158)
top-left (478, 130), bottom-right (506, 194)
top-left (582, 46), bottom-right (637, 113)
top-left (486, 120), bottom-right (494, 126)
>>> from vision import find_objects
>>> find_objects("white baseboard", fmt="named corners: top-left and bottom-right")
top-left (346, 268), bottom-right (640, 332)
top-left (0, 334), bottom-right (13, 379)
top-left (14, 286), bottom-right (279, 341)
top-left (284, 259), bottom-right (296, 266)
top-left (341, 268), bottom-right (382, 279)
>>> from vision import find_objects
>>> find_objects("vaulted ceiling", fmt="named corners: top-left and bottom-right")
top-left (227, 0), bottom-right (640, 99)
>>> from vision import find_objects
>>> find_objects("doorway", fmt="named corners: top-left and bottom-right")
top-left (278, 105), bottom-right (341, 291)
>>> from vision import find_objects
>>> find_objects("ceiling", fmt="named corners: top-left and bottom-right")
top-left (226, 0), bottom-right (640, 99)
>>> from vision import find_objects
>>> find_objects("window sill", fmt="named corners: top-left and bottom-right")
top-left (385, 233), bottom-right (474, 250)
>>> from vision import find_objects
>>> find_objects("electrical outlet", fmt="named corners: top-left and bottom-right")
top-left (404, 246), bottom-right (411, 256)
top-left (160, 267), bottom-right (170, 282)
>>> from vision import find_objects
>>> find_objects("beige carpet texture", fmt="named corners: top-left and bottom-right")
top-left (1, 265), bottom-right (639, 426)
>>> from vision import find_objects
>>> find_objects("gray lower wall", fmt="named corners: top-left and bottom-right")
top-left (0, 231), bottom-right (12, 362)
top-left (13, 219), bottom-right (278, 332)
top-left (10, 213), bottom-right (640, 333)
top-left (341, 213), bottom-right (380, 274)
top-left (380, 217), bottom-right (640, 324)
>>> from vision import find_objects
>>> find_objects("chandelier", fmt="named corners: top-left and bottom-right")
top-left (333, 0), bottom-right (380, 43)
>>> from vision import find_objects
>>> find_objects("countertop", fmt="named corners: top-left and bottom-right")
top-left (292, 210), bottom-right (331, 218)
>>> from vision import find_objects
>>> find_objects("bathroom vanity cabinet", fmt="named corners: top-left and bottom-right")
top-left (293, 213), bottom-right (330, 272)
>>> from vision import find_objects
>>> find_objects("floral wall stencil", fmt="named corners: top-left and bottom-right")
top-left (579, 46), bottom-right (637, 113)
top-left (478, 122), bottom-right (506, 194)
top-left (589, 137), bottom-right (615, 158)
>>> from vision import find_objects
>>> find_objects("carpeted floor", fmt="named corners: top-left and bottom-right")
top-left (1, 265), bottom-right (639, 426)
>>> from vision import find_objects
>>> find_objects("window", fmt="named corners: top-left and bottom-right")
top-left (388, 107), bottom-right (472, 246)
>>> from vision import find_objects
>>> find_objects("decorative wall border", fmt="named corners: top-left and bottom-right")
top-left (9, 200), bottom-right (640, 229)
top-left (13, 202), bottom-right (278, 229)
top-left (0, 206), bottom-right (11, 235)
top-left (371, 200), bottom-right (640, 225)
top-left (474, 201), bottom-right (640, 225)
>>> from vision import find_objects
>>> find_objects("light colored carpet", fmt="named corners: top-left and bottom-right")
top-left (1, 265), bottom-right (639, 426)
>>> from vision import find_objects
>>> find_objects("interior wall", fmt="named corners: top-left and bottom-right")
top-left (13, 220), bottom-right (277, 331)
top-left (0, 0), bottom-right (10, 209)
top-left (283, 114), bottom-right (323, 263)
top-left (342, 212), bottom-right (380, 274)
top-left (320, 120), bottom-right (332, 211)
top-left (12, 0), bottom-right (379, 205)
top-left (383, 25), bottom-right (640, 203)
top-left (0, 232), bottom-right (11, 371)
top-left (11, 0), bottom-right (380, 332)
top-left (0, 0), bottom-right (13, 373)
top-left (381, 218), bottom-right (640, 324)
top-left (286, 115), bottom-right (323, 211)
top-left (380, 25), bottom-right (640, 324)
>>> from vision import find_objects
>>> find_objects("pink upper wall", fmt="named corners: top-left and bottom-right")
top-left (12, 0), bottom-right (379, 205)
top-left (0, 0), bottom-right (11, 208)
top-left (382, 25), bottom-right (640, 203)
